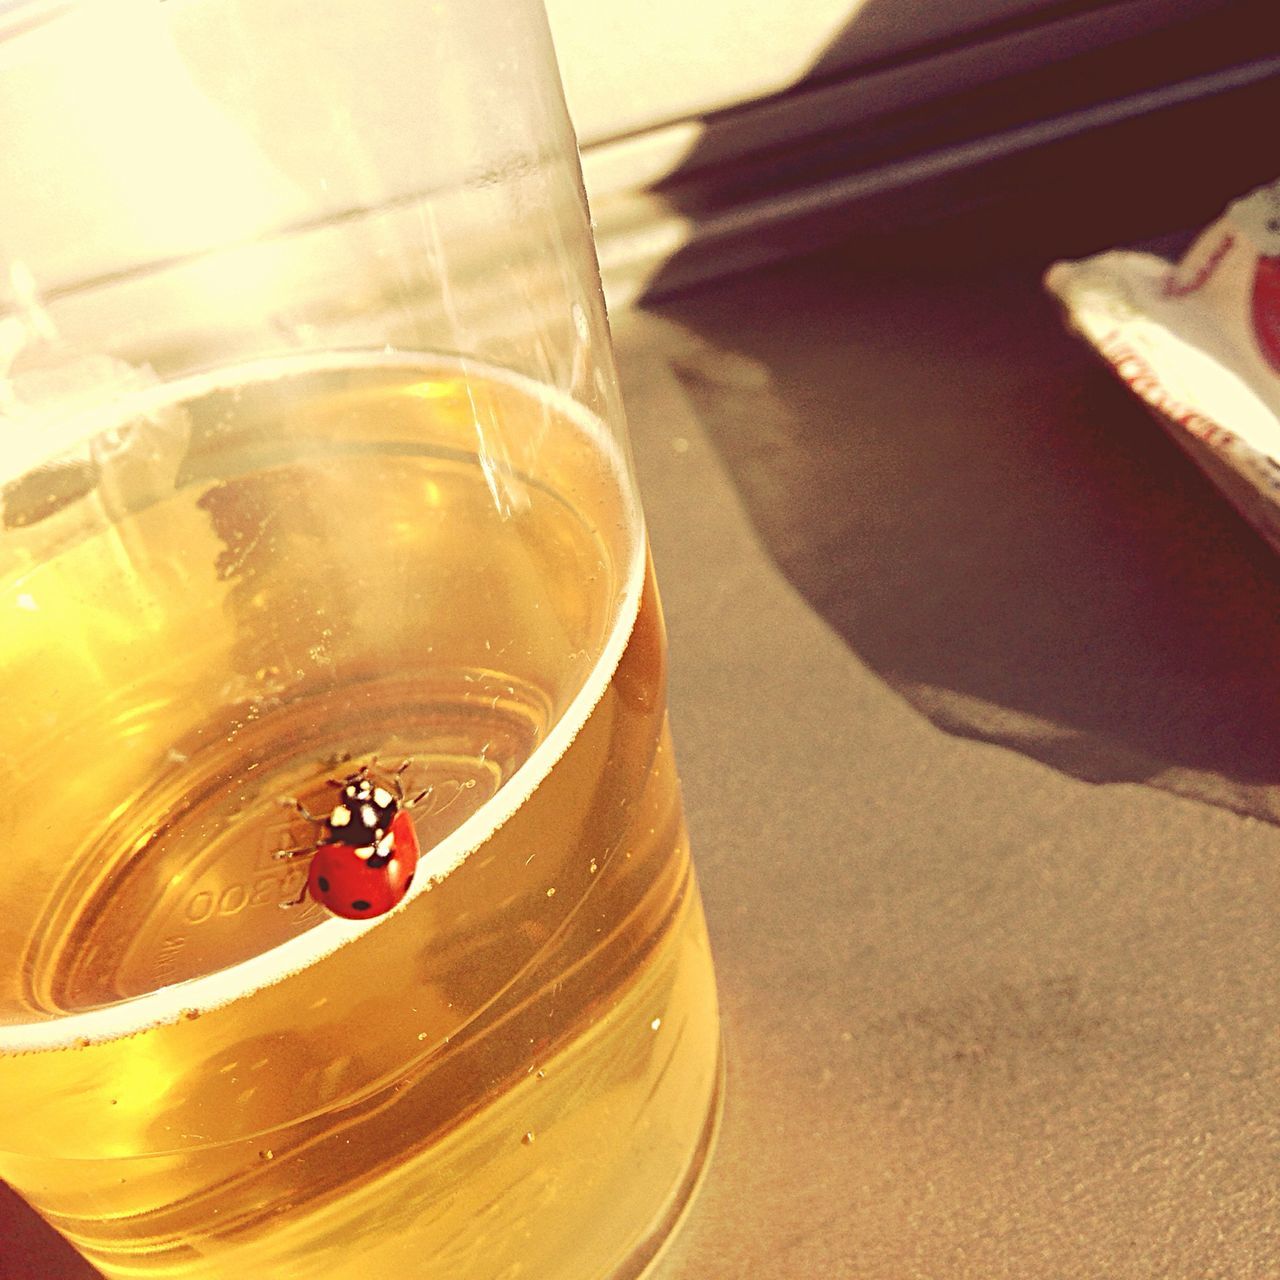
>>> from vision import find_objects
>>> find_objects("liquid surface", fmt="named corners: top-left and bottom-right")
top-left (0, 357), bottom-right (721, 1279)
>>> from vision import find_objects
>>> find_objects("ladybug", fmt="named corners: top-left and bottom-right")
top-left (278, 764), bottom-right (425, 920)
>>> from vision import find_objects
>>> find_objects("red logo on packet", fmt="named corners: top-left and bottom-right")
top-left (1162, 231), bottom-right (1234, 298)
top-left (1252, 256), bottom-right (1280, 374)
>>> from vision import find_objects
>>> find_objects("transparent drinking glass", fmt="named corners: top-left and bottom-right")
top-left (0, 3), bottom-right (722, 1277)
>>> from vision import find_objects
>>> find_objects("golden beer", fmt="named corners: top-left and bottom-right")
top-left (0, 356), bottom-right (721, 1279)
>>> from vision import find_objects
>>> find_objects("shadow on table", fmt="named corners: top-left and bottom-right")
top-left (650, 214), bottom-right (1280, 824)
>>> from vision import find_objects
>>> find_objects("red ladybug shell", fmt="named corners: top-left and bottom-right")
top-left (307, 810), bottom-right (420, 920)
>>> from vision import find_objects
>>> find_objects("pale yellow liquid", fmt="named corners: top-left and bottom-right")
top-left (0, 357), bottom-right (721, 1279)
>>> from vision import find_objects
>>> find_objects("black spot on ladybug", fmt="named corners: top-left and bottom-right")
top-left (351, 899), bottom-right (372, 912)
top-left (317, 876), bottom-right (330, 893)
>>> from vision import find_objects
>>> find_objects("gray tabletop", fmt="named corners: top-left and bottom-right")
top-left (629, 231), bottom-right (1280, 1279)
top-left (4, 222), bottom-right (1279, 1279)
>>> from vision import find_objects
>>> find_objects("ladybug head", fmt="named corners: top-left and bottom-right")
top-left (326, 774), bottom-right (398, 850)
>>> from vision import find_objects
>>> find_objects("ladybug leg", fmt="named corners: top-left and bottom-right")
top-left (273, 842), bottom-right (316, 863)
top-left (278, 874), bottom-right (311, 910)
top-left (386, 759), bottom-right (409, 798)
top-left (280, 796), bottom-right (324, 824)
top-left (390, 759), bottom-right (428, 807)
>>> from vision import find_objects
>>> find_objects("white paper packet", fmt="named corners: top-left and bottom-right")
top-left (1046, 178), bottom-right (1280, 552)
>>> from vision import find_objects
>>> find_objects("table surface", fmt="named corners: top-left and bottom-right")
top-left (5, 194), bottom-right (1280, 1279)
top-left (631, 230), bottom-right (1280, 1279)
